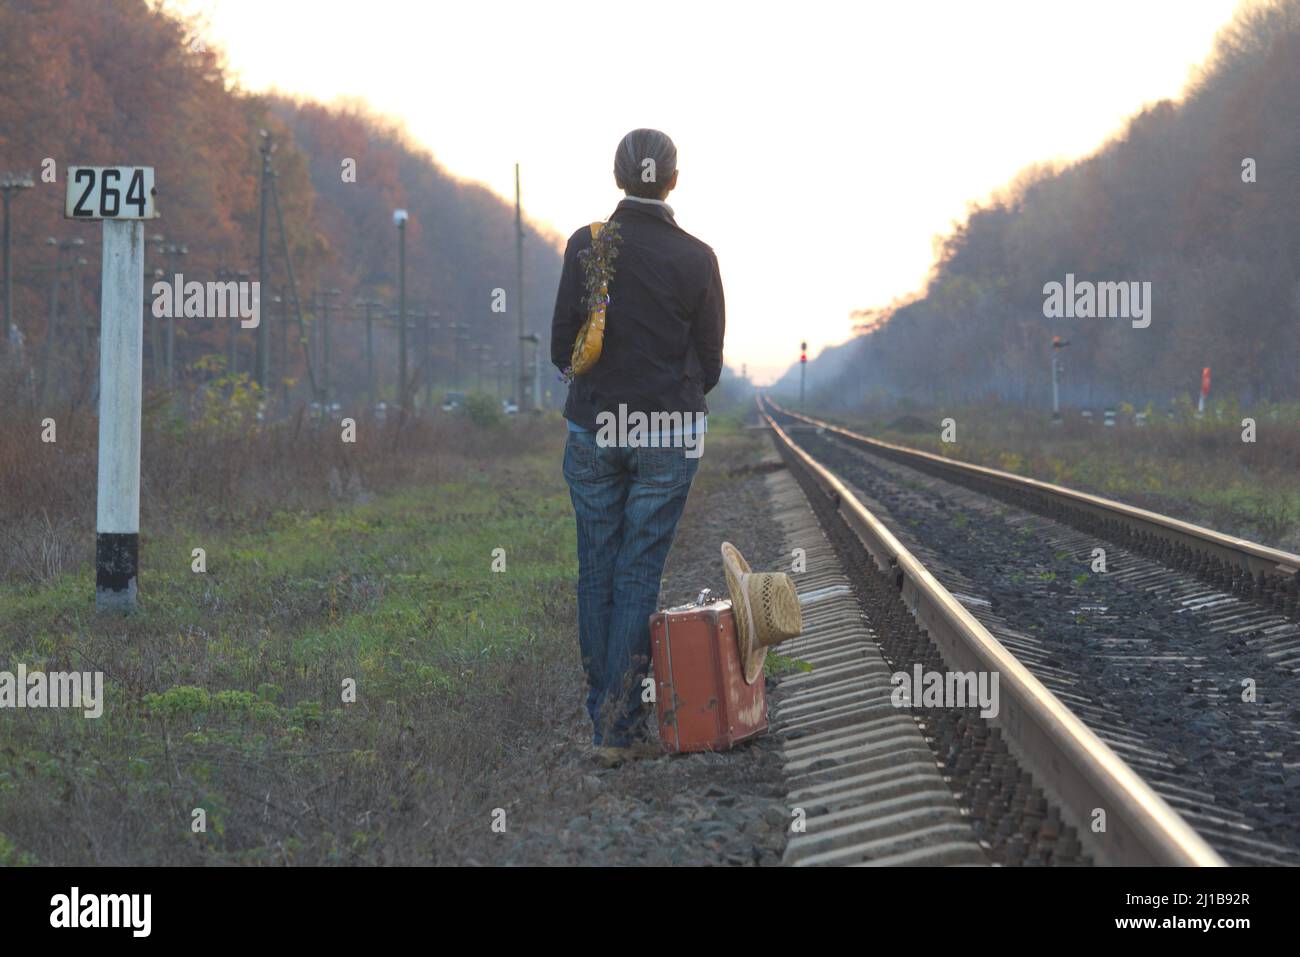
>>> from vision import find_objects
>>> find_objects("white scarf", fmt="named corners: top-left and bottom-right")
top-left (621, 194), bottom-right (675, 217)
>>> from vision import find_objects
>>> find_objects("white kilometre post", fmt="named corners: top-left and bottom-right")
top-left (96, 219), bottom-right (145, 610)
top-left (65, 164), bottom-right (157, 611)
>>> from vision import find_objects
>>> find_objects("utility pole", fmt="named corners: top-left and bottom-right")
top-left (306, 290), bottom-right (317, 388)
top-left (46, 237), bottom-right (88, 363)
top-left (164, 247), bottom-right (182, 385)
top-left (357, 297), bottom-right (380, 410)
top-left (431, 312), bottom-right (447, 405)
top-left (394, 208), bottom-right (409, 407)
top-left (214, 267), bottom-right (231, 377)
top-left (1051, 335), bottom-right (1069, 422)
top-left (217, 268), bottom-right (247, 379)
top-left (533, 335), bottom-right (542, 409)
top-left (521, 332), bottom-right (540, 410)
top-left (446, 320), bottom-right (463, 389)
top-left (799, 340), bottom-right (807, 409)
top-left (1, 173), bottom-right (35, 355)
top-left (67, 242), bottom-right (88, 370)
top-left (456, 326), bottom-right (470, 391)
top-left (407, 305), bottom-right (419, 407)
top-left (37, 239), bottom-right (65, 403)
top-left (321, 287), bottom-right (339, 403)
top-left (143, 267), bottom-right (165, 386)
top-left (47, 237), bottom-right (96, 401)
top-left (228, 268), bottom-right (240, 378)
top-left (150, 235), bottom-right (185, 386)
top-left (268, 167), bottom-right (317, 399)
top-left (515, 163), bottom-right (526, 408)
top-left (417, 306), bottom-right (430, 410)
top-left (273, 292), bottom-right (286, 403)
top-left (318, 289), bottom-right (328, 403)
top-left (256, 130), bottom-right (273, 388)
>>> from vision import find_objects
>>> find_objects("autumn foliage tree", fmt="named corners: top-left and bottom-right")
top-left (0, 0), bottom-right (562, 409)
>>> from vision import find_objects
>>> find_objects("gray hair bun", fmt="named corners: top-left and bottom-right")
top-left (614, 129), bottom-right (677, 198)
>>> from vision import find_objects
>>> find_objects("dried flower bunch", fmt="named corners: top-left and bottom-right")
top-left (579, 218), bottom-right (621, 317)
top-left (559, 219), bottom-right (622, 383)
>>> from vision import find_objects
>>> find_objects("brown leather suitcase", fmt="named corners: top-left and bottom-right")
top-left (649, 596), bottom-right (768, 753)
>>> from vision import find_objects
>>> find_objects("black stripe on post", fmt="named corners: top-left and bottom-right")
top-left (96, 532), bottom-right (138, 611)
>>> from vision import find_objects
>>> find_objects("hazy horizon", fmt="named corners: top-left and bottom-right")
top-left (172, 0), bottom-right (1245, 384)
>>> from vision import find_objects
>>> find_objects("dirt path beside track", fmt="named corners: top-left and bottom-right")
top-left (445, 426), bottom-right (793, 866)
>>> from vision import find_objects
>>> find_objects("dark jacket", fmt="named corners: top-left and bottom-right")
top-left (550, 198), bottom-right (724, 430)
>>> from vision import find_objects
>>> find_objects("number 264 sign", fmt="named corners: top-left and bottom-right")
top-left (64, 166), bottom-right (159, 220)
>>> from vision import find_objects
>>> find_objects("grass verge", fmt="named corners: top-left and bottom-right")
top-left (822, 401), bottom-right (1300, 552)
top-left (0, 421), bottom-right (578, 865)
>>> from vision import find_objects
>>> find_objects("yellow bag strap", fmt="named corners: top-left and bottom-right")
top-left (590, 222), bottom-right (608, 301)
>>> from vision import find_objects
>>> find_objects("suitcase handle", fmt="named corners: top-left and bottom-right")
top-left (696, 588), bottom-right (713, 605)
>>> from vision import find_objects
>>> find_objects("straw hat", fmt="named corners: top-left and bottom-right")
top-left (721, 542), bottom-right (803, 684)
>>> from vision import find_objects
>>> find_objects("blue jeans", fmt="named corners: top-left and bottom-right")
top-left (563, 429), bottom-right (700, 747)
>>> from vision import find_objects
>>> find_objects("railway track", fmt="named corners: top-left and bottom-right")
top-left (757, 396), bottom-right (1300, 866)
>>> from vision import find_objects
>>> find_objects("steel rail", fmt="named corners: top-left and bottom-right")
top-left (761, 400), bottom-right (1226, 866)
top-left (765, 398), bottom-right (1300, 591)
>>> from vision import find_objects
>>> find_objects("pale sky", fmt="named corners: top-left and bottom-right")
top-left (173, 0), bottom-right (1245, 384)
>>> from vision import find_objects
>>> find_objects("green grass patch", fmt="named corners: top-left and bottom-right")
top-left (0, 442), bottom-right (580, 864)
top-left (765, 653), bottom-right (813, 677)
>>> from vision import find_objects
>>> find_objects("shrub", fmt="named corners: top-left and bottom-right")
top-left (460, 392), bottom-right (503, 430)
